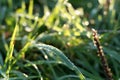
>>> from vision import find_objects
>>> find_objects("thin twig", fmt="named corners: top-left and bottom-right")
top-left (92, 29), bottom-right (113, 80)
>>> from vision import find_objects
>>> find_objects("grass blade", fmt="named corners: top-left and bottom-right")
top-left (34, 43), bottom-right (86, 80)
top-left (4, 23), bottom-right (19, 74)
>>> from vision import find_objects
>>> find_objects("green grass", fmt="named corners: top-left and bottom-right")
top-left (0, 0), bottom-right (120, 80)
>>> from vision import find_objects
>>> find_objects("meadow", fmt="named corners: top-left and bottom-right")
top-left (0, 0), bottom-right (120, 80)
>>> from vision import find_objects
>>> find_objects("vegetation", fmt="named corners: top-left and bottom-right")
top-left (0, 0), bottom-right (120, 80)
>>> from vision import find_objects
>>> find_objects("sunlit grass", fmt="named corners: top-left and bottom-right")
top-left (0, 0), bottom-right (120, 80)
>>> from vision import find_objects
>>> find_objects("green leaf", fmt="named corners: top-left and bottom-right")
top-left (33, 43), bottom-right (85, 80)
top-left (4, 23), bottom-right (19, 74)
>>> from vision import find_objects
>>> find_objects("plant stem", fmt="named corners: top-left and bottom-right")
top-left (92, 29), bottom-right (113, 80)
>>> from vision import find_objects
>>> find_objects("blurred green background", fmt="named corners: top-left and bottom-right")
top-left (0, 0), bottom-right (120, 80)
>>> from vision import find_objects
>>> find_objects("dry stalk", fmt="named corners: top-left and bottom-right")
top-left (92, 29), bottom-right (113, 80)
